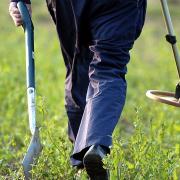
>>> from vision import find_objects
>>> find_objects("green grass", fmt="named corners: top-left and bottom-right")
top-left (0, 0), bottom-right (180, 179)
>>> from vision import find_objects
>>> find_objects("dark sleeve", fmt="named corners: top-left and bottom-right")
top-left (10, 0), bottom-right (31, 4)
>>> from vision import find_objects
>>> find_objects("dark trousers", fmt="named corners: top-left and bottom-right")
top-left (46, 0), bottom-right (147, 166)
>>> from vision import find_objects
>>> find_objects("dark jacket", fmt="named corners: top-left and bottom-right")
top-left (11, 0), bottom-right (31, 4)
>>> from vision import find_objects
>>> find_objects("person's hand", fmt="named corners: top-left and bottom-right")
top-left (9, 2), bottom-right (32, 27)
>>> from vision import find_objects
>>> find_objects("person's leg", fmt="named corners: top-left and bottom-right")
top-left (66, 47), bottom-right (92, 143)
top-left (71, 0), bottom-right (147, 163)
top-left (46, 0), bottom-right (91, 145)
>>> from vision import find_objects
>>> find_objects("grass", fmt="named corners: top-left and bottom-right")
top-left (0, 0), bottom-right (180, 179)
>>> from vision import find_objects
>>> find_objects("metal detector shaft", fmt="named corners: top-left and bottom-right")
top-left (17, 1), bottom-right (42, 179)
top-left (160, 0), bottom-right (180, 78)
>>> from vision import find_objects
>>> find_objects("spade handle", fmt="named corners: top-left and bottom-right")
top-left (17, 1), bottom-right (36, 135)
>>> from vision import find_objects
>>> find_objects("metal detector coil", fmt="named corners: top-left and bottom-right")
top-left (146, 90), bottom-right (180, 107)
top-left (146, 0), bottom-right (180, 107)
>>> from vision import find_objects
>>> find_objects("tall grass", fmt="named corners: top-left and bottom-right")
top-left (0, 0), bottom-right (179, 179)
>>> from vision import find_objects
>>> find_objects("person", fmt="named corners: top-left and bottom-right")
top-left (9, 0), bottom-right (147, 179)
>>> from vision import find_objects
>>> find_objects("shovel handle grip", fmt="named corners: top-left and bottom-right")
top-left (17, 1), bottom-right (33, 32)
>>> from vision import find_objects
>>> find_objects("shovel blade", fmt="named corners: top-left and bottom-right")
top-left (22, 128), bottom-right (43, 179)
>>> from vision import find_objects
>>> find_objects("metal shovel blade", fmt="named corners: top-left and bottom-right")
top-left (22, 128), bottom-right (43, 179)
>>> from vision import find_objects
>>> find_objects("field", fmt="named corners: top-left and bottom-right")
top-left (0, 0), bottom-right (180, 179)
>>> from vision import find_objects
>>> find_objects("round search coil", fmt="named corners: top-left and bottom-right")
top-left (146, 90), bottom-right (180, 107)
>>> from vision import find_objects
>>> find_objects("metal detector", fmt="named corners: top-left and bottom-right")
top-left (17, 1), bottom-right (42, 179)
top-left (146, 0), bottom-right (180, 107)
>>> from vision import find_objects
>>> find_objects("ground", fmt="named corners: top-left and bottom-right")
top-left (0, 0), bottom-right (179, 179)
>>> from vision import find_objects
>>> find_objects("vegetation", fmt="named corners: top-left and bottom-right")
top-left (0, 0), bottom-right (179, 179)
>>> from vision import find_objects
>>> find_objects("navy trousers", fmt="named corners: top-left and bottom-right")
top-left (46, 0), bottom-right (147, 166)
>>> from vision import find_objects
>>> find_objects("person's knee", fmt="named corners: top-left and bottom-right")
top-left (89, 39), bottom-right (132, 81)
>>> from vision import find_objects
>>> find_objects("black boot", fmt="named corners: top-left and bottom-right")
top-left (83, 145), bottom-right (109, 180)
